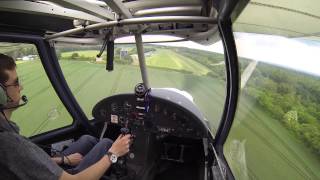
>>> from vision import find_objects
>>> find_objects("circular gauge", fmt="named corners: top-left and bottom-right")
top-left (171, 113), bottom-right (177, 121)
top-left (123, 101), bottom-right (132, 112)
top-left (100, 109), bottom-right (107, 117)
top-left (163, 108), bottom-right (168, 116)
top-left (111, 102), bottom-right (119, 113)
top-left (154, 104), bottom-right (160, 113)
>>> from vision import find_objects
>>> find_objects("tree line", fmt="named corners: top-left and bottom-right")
top-left (1, 44), bottom-right (38, 59)
top-left (242, 60), bottom-right (320, 157)
top-left (56, 45), bottom-right (135, 65)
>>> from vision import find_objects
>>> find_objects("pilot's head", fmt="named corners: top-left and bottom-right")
top-left (0, 54), bottom-right (23, 113)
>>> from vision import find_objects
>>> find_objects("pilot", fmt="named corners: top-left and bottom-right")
top-left (0, 53), bottom-right (131, 180)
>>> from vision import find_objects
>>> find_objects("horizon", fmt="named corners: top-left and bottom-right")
top-left (154, 32), bottom-right (320, 77)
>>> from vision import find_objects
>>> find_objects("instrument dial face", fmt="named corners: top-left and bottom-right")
top-left (163, 108), bottom-right (168, 116)
top-left (123, 101), bottom-right (132, 112)
top-left (111, 102), bottom-right (119, 113)
top-left (171, 113), bottom-right (177, 121)
top-left (154, 104), bottom-right (160, 113)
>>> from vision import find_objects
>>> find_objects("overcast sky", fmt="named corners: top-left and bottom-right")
top-left (233, 33), bottom-right (320, 77)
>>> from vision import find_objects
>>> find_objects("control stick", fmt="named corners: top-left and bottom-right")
top-left (120, 127), bottom-right (135, 141)
top-left (113, 128), bottom-right (131, 178)
top-left (120, 127), bottom-right (130, 135)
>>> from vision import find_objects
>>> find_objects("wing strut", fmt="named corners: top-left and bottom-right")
top-left (240, 61), bottom-right (258, 89)
top-left (135, 33), bottom-right (150, 89)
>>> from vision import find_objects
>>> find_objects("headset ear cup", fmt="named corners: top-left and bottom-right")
top-left (0, 84), bottom-right (7, 107)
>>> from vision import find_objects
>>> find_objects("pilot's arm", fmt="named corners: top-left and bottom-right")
top-left (59, 134), bottom-right (131, 180)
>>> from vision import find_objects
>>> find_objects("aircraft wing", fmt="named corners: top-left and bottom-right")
top-left (233, 0), bottom-right (320, 41)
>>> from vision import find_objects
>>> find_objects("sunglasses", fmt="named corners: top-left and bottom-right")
top-left (5, 78), bottom-right (21, 88)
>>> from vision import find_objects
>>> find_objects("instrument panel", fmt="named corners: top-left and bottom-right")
top-left (92, 94), bottom-right (207, 139)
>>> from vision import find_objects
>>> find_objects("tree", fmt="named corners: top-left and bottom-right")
top-left (71, 52), bottom-right (79, 59)
top-left (283, 110), bottom-right (299, 129)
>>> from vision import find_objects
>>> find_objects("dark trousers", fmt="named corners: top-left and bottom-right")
top-left (62, 135), bottom-right (113, 174)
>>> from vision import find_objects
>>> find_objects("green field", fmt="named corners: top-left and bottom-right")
top-left (225, 94), bottom-right (320, 180)
top-left (146, 49), bottom-right (211, 75)
top-left (12, 51), bottom-right (320, 180)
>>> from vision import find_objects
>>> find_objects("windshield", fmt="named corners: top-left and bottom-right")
top-left (56, 40), bottom-right (226, 134)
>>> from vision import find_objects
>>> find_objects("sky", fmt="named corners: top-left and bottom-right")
top-left (152, 33), bottom-right (320, 77)
top-left (233, 33), bottom-right (320, 77)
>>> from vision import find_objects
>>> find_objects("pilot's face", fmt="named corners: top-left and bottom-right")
top-left (4, 68), bottom-right (23, 109)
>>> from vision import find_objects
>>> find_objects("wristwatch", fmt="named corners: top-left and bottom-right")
top-left (106, 151), bottom-right (118, 164)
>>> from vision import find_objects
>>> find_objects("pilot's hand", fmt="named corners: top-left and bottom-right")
top-left (108, 134), bottom-right (131, 157)
top-left (65, 153), bottom-right (83, 166)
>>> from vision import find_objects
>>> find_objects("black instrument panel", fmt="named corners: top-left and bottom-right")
top-left (92, 94), bottom-right (206, 139)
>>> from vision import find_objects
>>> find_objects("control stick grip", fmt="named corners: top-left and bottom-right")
top-left (120, 127), bottom-right (130, 135)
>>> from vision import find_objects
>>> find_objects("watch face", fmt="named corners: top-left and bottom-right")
top-left (110, 154), bottom-right (118, 163)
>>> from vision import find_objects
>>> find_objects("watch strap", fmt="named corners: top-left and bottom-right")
top-left (106, 151), bottom-right (113, 157)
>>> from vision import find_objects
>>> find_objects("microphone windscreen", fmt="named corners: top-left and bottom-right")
top-left (21, 95), bottom-right (28, 103)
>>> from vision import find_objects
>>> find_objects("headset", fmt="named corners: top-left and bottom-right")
top-left (0, 83), bottom-right (28, 110)
top-left (0, 83), bottom-right (28, 134)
